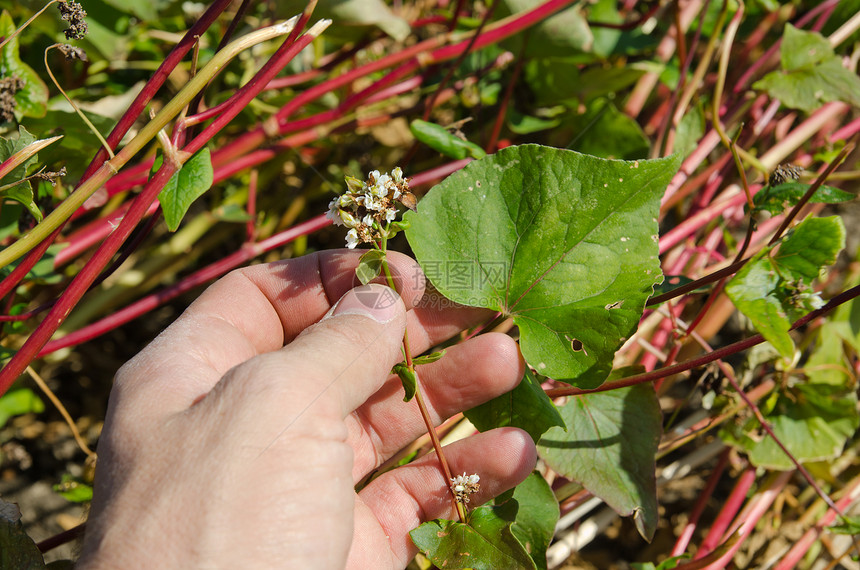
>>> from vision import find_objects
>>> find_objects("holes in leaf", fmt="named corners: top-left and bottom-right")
top-left (565, 335), bottom-right (587, 354)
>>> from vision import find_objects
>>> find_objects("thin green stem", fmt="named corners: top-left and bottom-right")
top-left (45, 44), bottom-right (114, 159)
top-left (711, 0), bottom-right (767, 177)
top-left (0, 0), bottom-right (59, 53)
top-left (380, 254), bottom-right (467, 524)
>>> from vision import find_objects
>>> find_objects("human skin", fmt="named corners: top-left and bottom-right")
top-left (77, 250), bottom-right (537, 569)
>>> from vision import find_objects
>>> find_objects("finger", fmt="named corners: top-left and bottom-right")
top-left (348, 333), bottom-right (524, 479)
top-left (350, 428), bottom-right (537, 569)
top-left (113, 250), bottom-right (425, 417)
top-left (196, 284), bottom-right (410, 439)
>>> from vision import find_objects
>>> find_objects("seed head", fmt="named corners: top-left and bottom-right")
top-left (0, 76), bottom-right (25, 123)
top-left (768, 164), bottom-right (803, 187)
top-left (57, 0), bottom-right (88, 40)
top-left (57, 43), bottom-right (88, 62)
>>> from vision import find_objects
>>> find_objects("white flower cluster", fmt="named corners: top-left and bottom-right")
top-left (450, 472), bottom-right (480, 504)
top-left (326, 167), bottom-right (414, 248)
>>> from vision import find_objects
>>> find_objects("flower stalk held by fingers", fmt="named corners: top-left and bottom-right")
top-left (326, 167), bottom-right (416, 248)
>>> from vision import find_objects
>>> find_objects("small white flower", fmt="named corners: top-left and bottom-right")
top-left (450, 472), bottom-right (480, 504)
top-left (362, 213), bottom-right (375, 227)
top-left (345, 229), bottom-right (360, 249)
top-left (364, 194), bottom-right (384, 212)
top-left (326, 199), bottom-right (343, 226)
top-left (384, 208), bottom-right (397, 223)
top-left (391, 166), bottom-right (403, 183)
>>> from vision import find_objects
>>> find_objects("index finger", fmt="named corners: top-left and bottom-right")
top-left (113, 250), bottom-right (488, 419)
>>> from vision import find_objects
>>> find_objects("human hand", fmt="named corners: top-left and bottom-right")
top-left (78, 250), bottom-right (537, 569)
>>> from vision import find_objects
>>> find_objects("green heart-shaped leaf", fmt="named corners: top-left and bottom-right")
top-left (405, 144), bottom-right (681, 387)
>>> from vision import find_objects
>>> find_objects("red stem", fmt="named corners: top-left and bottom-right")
top-left (695, 466), bottom-right (757, 558)
top-left (77, 0), bottom-right (234, 184)
top-left (0, 164), bottom-right (178, 394)
top-left (546, 282), bottom-right (860, 398)
top-left (39, 215), bottom-right (331, 356)
top-left (671, 448), bottom-right (730, 556)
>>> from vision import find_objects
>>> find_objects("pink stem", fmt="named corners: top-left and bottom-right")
top-left (0, 164), bottom-right (178, 395)
top-left (545, 282), bottom-right (860, 398)
top-left (672, 448), bottom-right (730, 556)
top-left (695, 466), bottom-right (757, 558)
top-left (700, 471), bottom-right (793, 569)
top-left (659, 190), bottom-right (747, 254)
top-left (774, 474), bottom-right (860, 570)
top-left (39, 215), bottom-right (331, 356)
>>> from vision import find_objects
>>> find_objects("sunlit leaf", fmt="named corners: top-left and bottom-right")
top-left (405, 145), bottom-right (681, 388)
top-left (410, 120), bottom-right (486, 160)
top-left (726, 216), bottom-right (845, 359)
top-left (158, 149), bottom-right (214, 232)
top-left (753, 24), bottom-right (860, 113)
top-left (53, 475), bottom-right (93, 503)
top-left (410, 501), bottom-right (537, 570)
top-left (355, 249), bottom-right (386, 285)
top-left (754, 182), bottom-right (854, 215)
top-left (0, 388), bottom-right (44, 428)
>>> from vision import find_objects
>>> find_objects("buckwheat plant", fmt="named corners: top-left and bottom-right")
top-left (327, 168), bottom-right (473, 523)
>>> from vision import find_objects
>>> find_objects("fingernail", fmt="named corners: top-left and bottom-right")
top-left (326, 284), bottom-right (402, 324)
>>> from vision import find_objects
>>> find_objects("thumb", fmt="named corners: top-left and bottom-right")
top-left (213, 284), bottom-right (408, 424)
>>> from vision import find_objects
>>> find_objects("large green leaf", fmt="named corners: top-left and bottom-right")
top-left (157, 148), bottom-right (214, 231)
top-left (0, 500), bottom-right (45, 570)
top-left (753, 24), bottom-right (860, 113)
top-left (538, 382), bottom-right (662, 541)
top-left (0, 11), bottom-right (49, 119)
top-left (772, 216), bottom-right (845, 281)
top-left (726, 216), bottom-right (845, 359)
top-left (465, 368), bottom-right (565, 443)
top-left (494, 473), bottom-right (559, 570)
top-left (465, 368), bottom-right (564, 443)
top-left (721, 383), bottom-right (859, 470)
top-left (410, 501), bottom-right (537, 570)
top-left (405, 145), bottom-right (681, 388)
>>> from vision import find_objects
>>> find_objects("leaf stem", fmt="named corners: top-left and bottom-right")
top-left (548, 282), bottom-right (860, 397)
top-left (0, 0), bottom-right (59, 53)
top-left (689, 330), bottom-right (848, 522)
top-left (380, 255), bottom-right (467, 523)
top-left (44, 44), bottom-right (114, 158)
